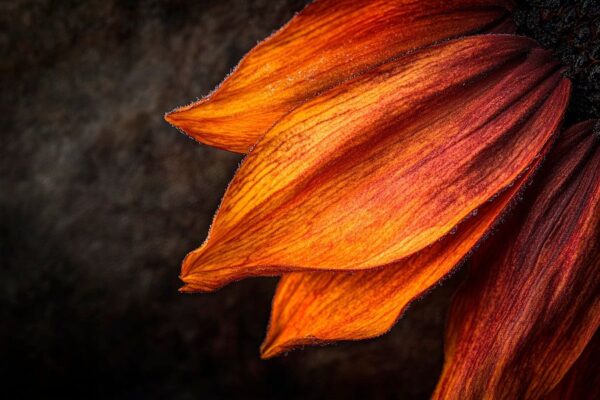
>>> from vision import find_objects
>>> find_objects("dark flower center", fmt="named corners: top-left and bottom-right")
top-left (514, 0), bottom-right (600, 123)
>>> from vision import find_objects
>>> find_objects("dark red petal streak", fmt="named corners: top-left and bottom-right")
top-left (546, 331), bottom-right (600, 400)
top-left (434, 121), bottom-right (600, 399)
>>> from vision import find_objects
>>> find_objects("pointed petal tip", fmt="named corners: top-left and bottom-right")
top-left (260, 334), bottom-right (319, 359)
top-left (164, 100), bottom-right (211, 134)
top-left (164, 106), bottom-right (191, 128)
top-left (163, 109), bottom-right (174, 123)
top-left (178, 283), bottom-right (195, 293)
top-left (259, 330), bottom-right (280, 359)
top-left (178, 281), bottom-right (217, 293)
top-left (164, 102), bottom-right (251, 153)
top-left (260, 327), bottom-right (294, 359)
top-left (259, 342), bottom-right (281, 360)
top-left (164, 111), bottom-right (186, 136)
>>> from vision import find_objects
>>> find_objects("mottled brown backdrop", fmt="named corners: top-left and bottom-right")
top-left (1, 1), bottom-right (463, 398)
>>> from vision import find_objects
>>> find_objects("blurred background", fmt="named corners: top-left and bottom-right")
top-left (1, 1), bottom-right (463, 398)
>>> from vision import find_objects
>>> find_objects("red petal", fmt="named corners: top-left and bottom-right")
top-left (180, 35), bottom-right (570, 292)
top-left (434, 120), bottom-right (600, 399)
top-left (165, 0), bottom-right (514, 153)
top-left (546, 331), bottom-right (600, 399)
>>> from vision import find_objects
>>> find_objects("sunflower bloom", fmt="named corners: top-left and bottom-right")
top-left (164, 0), bottom-right (597, 395)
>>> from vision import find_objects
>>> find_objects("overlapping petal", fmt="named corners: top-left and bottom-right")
top-left (546, 331), bottom-right (599, 400)
top-left (165, 0), bottom-right (514, 153)
top-left (260, 169), bottom-right (534, 359)
top-left (433, 121), bottom-right (600, 399)
top-left (180, 35), bottom-right (570, 293)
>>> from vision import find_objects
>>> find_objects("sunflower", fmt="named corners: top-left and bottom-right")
top-left (165, 1), bottom-right (599, 397)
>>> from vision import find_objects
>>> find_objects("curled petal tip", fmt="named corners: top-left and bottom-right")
top-left (178, 251), bottom-right (231, 293)
top-left (178, 270), bottom-right (207, 293)
top-left (177, 276), bottom-right (210, 294)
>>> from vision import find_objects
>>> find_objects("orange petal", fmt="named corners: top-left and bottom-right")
top-left (180, 35), bottom-right (571, 292)
top-left (546, 331), bottom-right (599, 400)
top-left (165, 0), bottom-right (514, 153)
top-left (260, 166), bottom-right (535, 359)
top-left (433, 120), bottom-right (600, 399)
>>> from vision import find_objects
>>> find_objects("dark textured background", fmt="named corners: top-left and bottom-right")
top-left (1, 1), bottom-right (465, 398)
